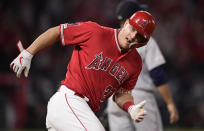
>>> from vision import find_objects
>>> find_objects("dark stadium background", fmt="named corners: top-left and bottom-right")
top-left (0, 0), bottom-right (204, 130)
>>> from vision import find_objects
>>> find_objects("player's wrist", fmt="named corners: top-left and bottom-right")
top-left (22, 50), bottom-right (33, 59)
top-left (25, 49), bottom-right (34, 56)
top-left (122, 101), bottom-right (134, 112)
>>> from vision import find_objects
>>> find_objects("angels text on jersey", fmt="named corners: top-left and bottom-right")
top-left (85, 52), bottom-right (129, 85)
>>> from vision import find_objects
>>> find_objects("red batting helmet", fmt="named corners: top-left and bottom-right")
top-left (129, 11), bottom-right (155, 41)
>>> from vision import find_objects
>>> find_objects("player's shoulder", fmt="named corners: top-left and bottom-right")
top-left (84, 21), bottom-right (100, 27)
top-left (81, 21), bottom-right (101, 29)
top-left (147, 37), bottom-right (158, 46)
top-left (136, 37), bottom-right (159, 57)
top-left (85, 21), bottom-right (114, 32)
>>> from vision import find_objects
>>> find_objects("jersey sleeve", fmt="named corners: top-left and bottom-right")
top-left (145, 37), bottom-right (166, 70)
top-left (150, 65), bottom-right (168, 86)
top-left (59, 22), bottom-right (93, 46)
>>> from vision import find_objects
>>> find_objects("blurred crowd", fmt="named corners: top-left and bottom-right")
top-left (0, 0), bottom-right (204, 130)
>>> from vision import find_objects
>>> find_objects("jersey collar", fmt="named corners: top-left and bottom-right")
top-left (114, 29), bottom-right (131, 55)
top-left (114, 29), bottom-right (122, 53)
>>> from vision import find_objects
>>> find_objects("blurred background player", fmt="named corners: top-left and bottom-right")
top-left (107, 0), bottom-right (179, 131)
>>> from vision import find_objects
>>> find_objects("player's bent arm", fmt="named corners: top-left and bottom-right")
top-left (157, 84), bottom-right (174, 105)
top-left (10, 26), bottom-right (60, 78)
top-left (27, 26), bottom-right (60, 55)
top-left (157, 84), bottom-right (179, 124)
top-left (150, 65), bottom-right (179, 124)
top-left (114, 91), bottom-right (134, 108)
top-left (114, 91), bottom-right (147, 123)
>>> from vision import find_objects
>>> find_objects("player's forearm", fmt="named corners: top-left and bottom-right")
top-left (157, 84), bottom-right (174, 105)
top-left (114, 92), bottom-right (134, 110)
top-left (158, 84), bottom-right (179, 124)
top-left (27, 26), bottom-right (60, 55)
top-left (114, 92), bottom-right (147, 122)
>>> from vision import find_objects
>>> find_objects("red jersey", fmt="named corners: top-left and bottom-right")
top-left (60, 21), bottom-right (142, 112)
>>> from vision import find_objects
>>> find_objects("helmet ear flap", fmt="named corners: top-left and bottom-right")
top-left (129, 11), bottom-right (155, 42)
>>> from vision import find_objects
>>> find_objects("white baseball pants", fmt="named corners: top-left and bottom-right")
top-left (46, 85), bottom-right (105, 131)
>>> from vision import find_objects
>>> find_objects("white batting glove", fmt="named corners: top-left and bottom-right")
top-left (128, 100), bottom-right (147, 123)
top-left (10, 50), bottom-right (33, 78)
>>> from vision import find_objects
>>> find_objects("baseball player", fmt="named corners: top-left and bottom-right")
top-left (10, 11), bottom-right (155, 131)
top-left (107, 1), bottom-right (179, 131)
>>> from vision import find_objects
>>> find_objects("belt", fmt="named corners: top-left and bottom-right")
top-left (58, 85), bottom-right (89, 102)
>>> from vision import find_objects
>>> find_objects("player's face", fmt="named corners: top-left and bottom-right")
top-left (118, 20), bottom-right (147, 50)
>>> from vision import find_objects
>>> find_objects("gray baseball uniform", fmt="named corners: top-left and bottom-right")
top-left (107, 37), bottom-right (165, 131)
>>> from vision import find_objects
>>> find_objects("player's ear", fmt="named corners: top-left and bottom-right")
top-left (123, 19), bottom-right (129, 27)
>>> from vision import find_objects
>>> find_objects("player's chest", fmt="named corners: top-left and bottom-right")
top-left (85, 50), bottom-right (140, 85)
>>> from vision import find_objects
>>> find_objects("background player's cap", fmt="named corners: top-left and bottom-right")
top-left (116, 0), bottom-right (148, 21)
top-left (129, 11), bottom-right (155, 41)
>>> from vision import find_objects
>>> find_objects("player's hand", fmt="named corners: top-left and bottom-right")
top-left (128, 100), bottom-right (147, 123)
top-left (10, 49), bottom-right (33, 78)
top-left (167, 103), bottom-right (179, 124)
